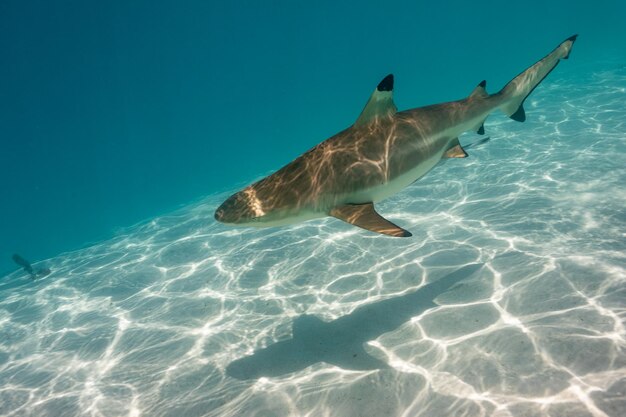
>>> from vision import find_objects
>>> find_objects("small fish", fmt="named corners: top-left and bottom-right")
top-left (12, 254), bottom-right (51, 279)
top-left (12, 253), bottom-right (34, 276)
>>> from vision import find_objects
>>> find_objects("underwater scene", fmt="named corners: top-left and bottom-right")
top-left (1, 1), bottom-right (625, 416)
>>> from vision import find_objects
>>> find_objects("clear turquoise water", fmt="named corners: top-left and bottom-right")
top-left (1, 1), bottom-right (626, 416)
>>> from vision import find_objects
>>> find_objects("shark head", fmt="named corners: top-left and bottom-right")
top-left (214, 188), bottom-right (265, 225)
top-left (215, 180), bottom-right (324, 227)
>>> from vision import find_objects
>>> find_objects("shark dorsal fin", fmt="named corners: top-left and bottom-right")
top-left (354, 74), bottom-right (397, 127)
top-left (470, 80), bottom-right (488, 99)
top-left (329, 203), bottom-right (411, 237)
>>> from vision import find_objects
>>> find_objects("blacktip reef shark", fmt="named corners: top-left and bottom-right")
top-left (215, 35), bottom-right (577, 237)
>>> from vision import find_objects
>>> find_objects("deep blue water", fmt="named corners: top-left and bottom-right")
top-left (2, 0), bottom-right (625, 274)
top-left (1, 1), bottom-right (626, 416)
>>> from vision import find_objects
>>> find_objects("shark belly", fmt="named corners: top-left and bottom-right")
top-left (238, 156), bottom-right (442, 228)
top-left (243, 210), bottom-right (324, 228)
top-left (344, 148), bottom-right (443, 204)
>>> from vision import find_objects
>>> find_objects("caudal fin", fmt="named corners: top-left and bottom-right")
top-left (499, 35), bottom-right (578, 122)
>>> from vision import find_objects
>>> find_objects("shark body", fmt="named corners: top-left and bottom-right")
top-left (215, 36), bottom-right (577, 237)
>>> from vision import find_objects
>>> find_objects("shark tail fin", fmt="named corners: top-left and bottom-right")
top-left (498, 35), bottom-right (577, 122)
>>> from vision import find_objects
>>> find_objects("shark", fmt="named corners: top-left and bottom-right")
top-left (215, 35), bottom-right (577, 237)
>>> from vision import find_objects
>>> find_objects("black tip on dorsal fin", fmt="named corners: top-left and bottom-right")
top-left (566, 34), bottom-right (578, 43)
top-left (377, 74), bottom-right (394, 92)
top-left (478, 80), bottom-right (486, 88)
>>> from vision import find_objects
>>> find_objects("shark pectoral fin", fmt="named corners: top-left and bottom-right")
top-left (329, 203), bottom-right (411, 237)
top-left (354, 74), bottom-right (397, 127)
top-left (443, 138), bottom-right (468, 158)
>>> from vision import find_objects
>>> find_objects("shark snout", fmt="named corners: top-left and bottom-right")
top-left (214, 192), bottom-right (259, 224)
top-left (214, 207), bottom-right (227, 223)
top-left (214, 199), bottom-right (239, 224)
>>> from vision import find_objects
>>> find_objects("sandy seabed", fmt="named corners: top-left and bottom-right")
top-left (1, 65), bottom-right (625, 417)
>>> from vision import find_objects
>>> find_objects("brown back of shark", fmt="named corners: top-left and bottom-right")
top-left (215, 35), bottom-right (577, 237)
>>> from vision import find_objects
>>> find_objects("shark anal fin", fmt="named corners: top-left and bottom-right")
top-left (477, 123), bottom-right (485, 135)
top-left (509, 104), bottom-right (526, 122)
top-left (354, 74), bottom-right (397, 127)
top-left (443, 138), bottom-right (468, 158)
top-left (329, 203), bottom-right (411, 237)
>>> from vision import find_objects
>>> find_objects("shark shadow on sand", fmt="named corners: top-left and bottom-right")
top-left (226, 263), bottom-right (483, 380)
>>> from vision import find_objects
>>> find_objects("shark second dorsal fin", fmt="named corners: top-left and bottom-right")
top-left (329, 203), bottom-right (411, 237)
top-left (470, 80), bottom-right (488, 99)
top-left (354, 74), bottom-right (397, 127)
top-left (468, 83), bottom-right (488, 134)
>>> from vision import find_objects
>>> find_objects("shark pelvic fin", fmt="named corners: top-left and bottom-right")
top-left (354, 74), bottom-right (397, 127)
top-left (443, 138), bottom-right (468, 158)
top-left (329, 203), bottom-right (411, 237)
